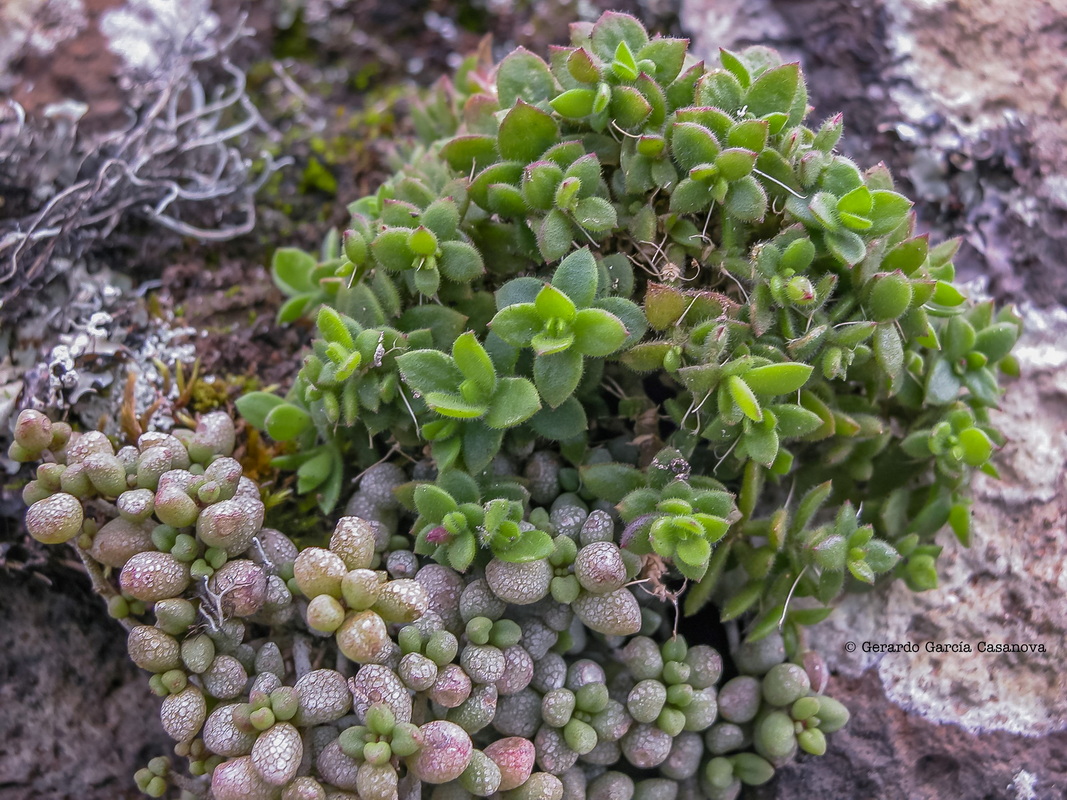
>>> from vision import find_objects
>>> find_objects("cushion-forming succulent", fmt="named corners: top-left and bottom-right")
top-left (10, 9), bottom-right (1021, 800)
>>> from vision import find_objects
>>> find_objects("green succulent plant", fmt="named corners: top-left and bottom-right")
top-left (10, 10), bottom-right (1021, 800)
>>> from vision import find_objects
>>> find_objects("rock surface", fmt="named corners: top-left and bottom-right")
top-left (0, 570), bottom-right (168, 800)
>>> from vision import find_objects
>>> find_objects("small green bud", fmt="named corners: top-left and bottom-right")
top-left (249, 707), bottom-right (275, 731)
top-left (161, 669), bottom-right (188, 694)
top-left (108, 595), bottom-right (130, 619)
top-left (366, 703), bottom-right (396, 736)
top-left (426, 630), bottom-right (459, 666)
top-left (762, 663), bottom-right (811, 707)
top-left (575, 683), bottom-right (609, 714)
top-left (867, 271), bottom-right (913, 321)
top-left (398, 624), bottom-right (423, 654)
top-left (666, 682), bottom-right (694, 708)
top-left (662, 660), bottom-right (690, 686)
top-left (550, 575), bottom-right (581, 604)
top-left (731, 752), bottom-right (776, 785)
top-left (363, 740), bottom-right (392, 765)
top-left (190, 558), bottom-right (213, 580)
top-left (656, 706), bottom-right (686, 737)
top-left (270, 687), bottom-right (300, 721)
top-left (756, 711), bottom-right (796, 759)
top-left (171, 533), bottom-right (199, 562)
top-left (814, 696), bottom-right (850, 733)
top-left (390, 722), bottom-right (423, 757)
top-left (797, 726), bottom-right (827, 755)
top-left (705, 757), bottom-right (734, 789)
top-left (660, 636), bottom-right (687, 663)
top-left (306, 594), bottom-right (346, 633)
top-left (490, 619), bottom-right (523, 649)
top-left (792, 695), bottom-right (822, 721)
top-left (181, 634), bottom-right (216, 674)
top-left (205, 546), bottom-right (228, 570)
top-left (466, 616), bottom-right (494, 646)
top-left (339, 725), bottom-right (370, 759)
top-left (563, 718), bottom-right (598, 755)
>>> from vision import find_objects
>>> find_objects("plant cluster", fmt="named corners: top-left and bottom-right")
top-left (11, 11), bottom-right (1019, 800)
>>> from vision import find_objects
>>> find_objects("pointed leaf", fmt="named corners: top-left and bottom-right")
top-left (596, 296), bottom-right (646, 349)
top-left (716, 148), bottom-right (757, 181)
top-left (447, 531), bottom-right (478, 572)
top-left (671, 122), bottom-right (721, 172)
top-left (589, 11), bottom-right (649, 62)
top-left (461, 423), bottom-right (504, 473)
top-left (415, 484), bottom-right (459, 522)
top-left (572, 308), bottom-right (627, 356)
top-left (718, 48), bottom-right (751, 87)
top-left (848, 559), bottom-right (875, 584)
top-left (864, 540), bottom-right (900, 573)
top-left (296, 447), bottom-right (333, 493)
top-left (824, 229), bottom-right (867, 266)
top-left (669, 177), bottom-right (715, 214)
top-left (874, 323), bottom-right (904, 385)
top-left (496, 530), bottom-right (556, 563)
top-left (723, 176), bottom-right (768, 221)
top-left (552, 247), bottom-right (599, 307)
top-left (676, 535), bottom-right (711, 568)
top-left (486, 378), bottom-right (542, 429)
top-left (745, 63), bottom-right (800, 117)
top-left (719, 582), bottom-right (762, 622)
top-left (743, 363), bottom-right (813, 395)
top-left (742, 424), bottom-right (779, 467)
top-left (497, 47), bottom-right (557, 107)
top-left (496, 277), bottom-right (544, 310)
top-left (397, 350), bottom-right (464, 396)
top-left (790, 481), bottom-right (832, 537)
top-left (318, 306), bottom-right (356, 348)
top-left (529, 397), bottom-right (588, 440)
top-left (551, 88), bottom-right (597, 118)
top-left (490, 303), bottom-right (543, 347)
top-left (499, 101), bottom-right (560, 162)
top-left (580, 462), bottom-right (645, 503)
top-left (538, 208), bottom-right (575, 262)
top-left (769, 404), bottom-right (823, 438)
top-left (534, 349), bottom-right (584, 408)
top-left (277, 293), bottom-right (317, 324)
top-left (958, 427), bottom-right (993, 467)
top-left (727, 119), bottom-right (768, 151)
top-left (265, 403), bottom-right (313, 441)
top-left (637, 37), bottom-right (688, 84)
top-left (399, 306), bottom-right (468, 349)
top-left (921, 358), bottom-right (964, 407)
top-left (530, 329), bottom-right (575, 356)
top-left (440, 135), bottom-right (499, 174)
top-left (271, 248), bottom-right (317, 295)
top-left (867, 190), bottom-right (912, 236)
top-left (453, 332), bottom-right (497, 396)
top-left (372, 228), bottom-right (417, 272)
top-left (439, 240), bottom-right (485, 283)
top-left (424, 392), bottom-right (488, 419)
top-left (421, 198), bottom-right (460, 239)
top-left (573, 196), bottom-right (618, 233)
top-left (536, 283), bottom-right (578, 322)
top-left (728, 376), bottom-right (763, 422)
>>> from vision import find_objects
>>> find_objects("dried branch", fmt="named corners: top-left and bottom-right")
top-left (0, 13), bottom-right (282, 310)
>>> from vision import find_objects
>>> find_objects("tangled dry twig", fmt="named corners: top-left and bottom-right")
top-left (0, 13), bottom-right (287, 312)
